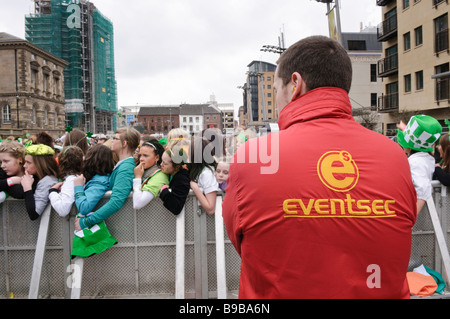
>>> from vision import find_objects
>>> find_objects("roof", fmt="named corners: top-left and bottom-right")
top-left (138, 106), bottom-right (181, 116)
top-left (0, 33), bottom-right (25, 43)
top-left (138, 104), bottom-right (222, 116)
top-left (341, 32), bottom-right (382, 51)
top-left (0, 32), bottom-right (69, 66)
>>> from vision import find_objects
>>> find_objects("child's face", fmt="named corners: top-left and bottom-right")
top-left (24, 155), bottom-right (37, 175)
top-left (139, 145), bottom-right (159, 169)
top-left (161, 152), bottom-right (176, 176)
top-left (0, 153), bottom-right (23, 176)
top-left (215, 162), bottom-right (230, 183)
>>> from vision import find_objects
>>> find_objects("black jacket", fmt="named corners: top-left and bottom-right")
top-left (159, 169), bottom-right (190, 215)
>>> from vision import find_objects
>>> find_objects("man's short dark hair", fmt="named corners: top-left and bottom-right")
top-left (276, 35), bottom-right (352, 93)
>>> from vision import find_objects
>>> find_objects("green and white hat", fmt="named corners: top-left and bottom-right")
top-left (397, 115), bottom-right (442, 152)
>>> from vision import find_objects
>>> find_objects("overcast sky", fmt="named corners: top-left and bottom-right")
top-left (1, 0), bottom-right (381, 114)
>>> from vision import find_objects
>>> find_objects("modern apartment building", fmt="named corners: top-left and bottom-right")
top-left (0, 32), bottom-right (68, 138)
top-left (376, 0), bottom-right (449, 135)
top-left (239, 61), bottom-right (277, 131)
top-left (25, 0), bottom-right (118, 134)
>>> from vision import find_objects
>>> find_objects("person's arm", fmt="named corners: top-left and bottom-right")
top-left (74, 177), bottom-right (109, 216)
top-left (132, 177), bottom-right (154, 210)
top-left (79, 161), bottom-right (134, 229)
top-left (191, 181), bottom-right (217, 215)
top-left (160, 172), bottom-right (190, 215)
top-left (191, 168), bottom-right (218, 215)
top-left (48, 177), bottom-right (75, 217)
top-left (434, 166), bottom-right (450, 186)
top-left (222, 160), bottom-right (242, 255)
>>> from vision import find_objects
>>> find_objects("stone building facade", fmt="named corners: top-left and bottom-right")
top-left (0, 32), bottom-right (68, 140)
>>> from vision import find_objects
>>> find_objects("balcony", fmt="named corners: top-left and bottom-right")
top-left (376, 0), bottom-right (395, 6)
top-left (377, 53), bottom-right (398, 77)
top-left (378, 92), bottom-right (399, 112)
top-left (435, 28), bottom-right (449, 56)
top-left (377, 14), bottom-right (397, 41)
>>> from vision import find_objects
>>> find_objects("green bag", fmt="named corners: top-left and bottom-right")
top-left (71, 220), bottom-right (118, 259)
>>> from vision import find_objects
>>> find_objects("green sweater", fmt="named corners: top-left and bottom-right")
top-left (79, 157), bottom-right (135, 229)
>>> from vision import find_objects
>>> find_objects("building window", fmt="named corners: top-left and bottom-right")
top-left (435, 14), bottom-right (448, 53)
top-left (347, 40), bottom-right (367, 50)
top-left (415, 71), bottom-right (424, 90)
top-left (403, 32), bottom-right (410, 51)
top-left (43, 74), bottom-right (49, 92)
top-left (31, 70), bottom-right (38, 89)
top-left (414, 26), bottom-right (423, 46)
top-left (32, 106), bottom-right (37, 123)
top-left (54, 111), bottom-right (58, 127)
top-left (371, 93), bottom-right (377, 107)
top-left (403, 0), bottom-right (409, 9)
top-left (404, 74), bottom-right (412, 92)
top-left (435, 63), bottom-right (449, 101)
top-left (44, 107), bottom-right (49, 126)
top-left (2, 104), bottom-right (11, 123)
top-left (370, 64), bottom-right (377, 82)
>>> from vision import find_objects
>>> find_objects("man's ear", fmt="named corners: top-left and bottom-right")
top-left (290, 72), bottom-right (305, 101)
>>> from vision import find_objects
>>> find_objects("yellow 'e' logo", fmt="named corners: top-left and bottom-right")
top-left (317, 151), bottom-right (359, 192)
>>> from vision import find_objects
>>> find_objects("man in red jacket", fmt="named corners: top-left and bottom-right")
top-left (222, 35), bottom-right (417, 299)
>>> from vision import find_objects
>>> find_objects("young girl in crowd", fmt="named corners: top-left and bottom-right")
top-left (187, 136), bottom-right (219, 215)
top-left (0, 141), bottom-right (27, 202)
top-left (159, 146), bottom-right (190, 215)
top-left (71, 144), bottom-right (116, 259)
top-left (132, 139), bottom-right (169, 210)
top-left (397, 115), bottom-right (442, 214)
top-left (21, 144), bottom-right (59, 220)
top-left (215, 156), bottom-right (231, 194)
top-left (73, 144), bottom-right (115, 215)
top-left (75, 127), bottom-right (140, 231)
top-left (435, 133), bottom-right (450, 186)
top-left (63, 128), bottom-right (89, 155)
top-left (48, 146), bottom-right (84, 217)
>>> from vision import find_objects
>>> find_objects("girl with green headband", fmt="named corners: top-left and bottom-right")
top-left (132, 139), bottom-right (169, 210)
top-left (21, 144), bottom-right (59, 220)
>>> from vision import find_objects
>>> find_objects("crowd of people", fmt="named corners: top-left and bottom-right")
top-left (0, 125), bottom-right (249, 259)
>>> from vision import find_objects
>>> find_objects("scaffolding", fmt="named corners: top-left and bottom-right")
top-left (25, 0), bottom-right (118, 133)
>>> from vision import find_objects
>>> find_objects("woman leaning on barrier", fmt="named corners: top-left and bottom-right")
top-left (21, 144), bottom-right (59, 221)
top-left (75, 127), bottom-right (140, 231)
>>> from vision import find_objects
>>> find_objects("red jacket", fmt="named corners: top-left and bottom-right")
top-left (223, 87), bottom-right (417, 299)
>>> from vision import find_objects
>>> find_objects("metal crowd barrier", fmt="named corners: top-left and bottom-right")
top-left (1, 184), bottom-right (450, 299)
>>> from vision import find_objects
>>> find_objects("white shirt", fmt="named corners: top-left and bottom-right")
top-left (408, 152), bottom-right (435, 201)
top-left (197, 166), bottom-right (219, 194)
top-left (49, 174), bottom-right (76, 217)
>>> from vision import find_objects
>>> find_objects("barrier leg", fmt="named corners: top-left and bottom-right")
top-left (69, 257), bottom-right (84, 299)
top-left (426, 197), bottom-right (450, 288)
top-left (175, 207), bottom-right (185, 299)
top-left (214, 196), bottom-right (227, 299)
top-left (28, 204), bottom-right (52, 299)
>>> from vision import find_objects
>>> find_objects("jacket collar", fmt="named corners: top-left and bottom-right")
top-left (278, 87), bottom-right (354, 130)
